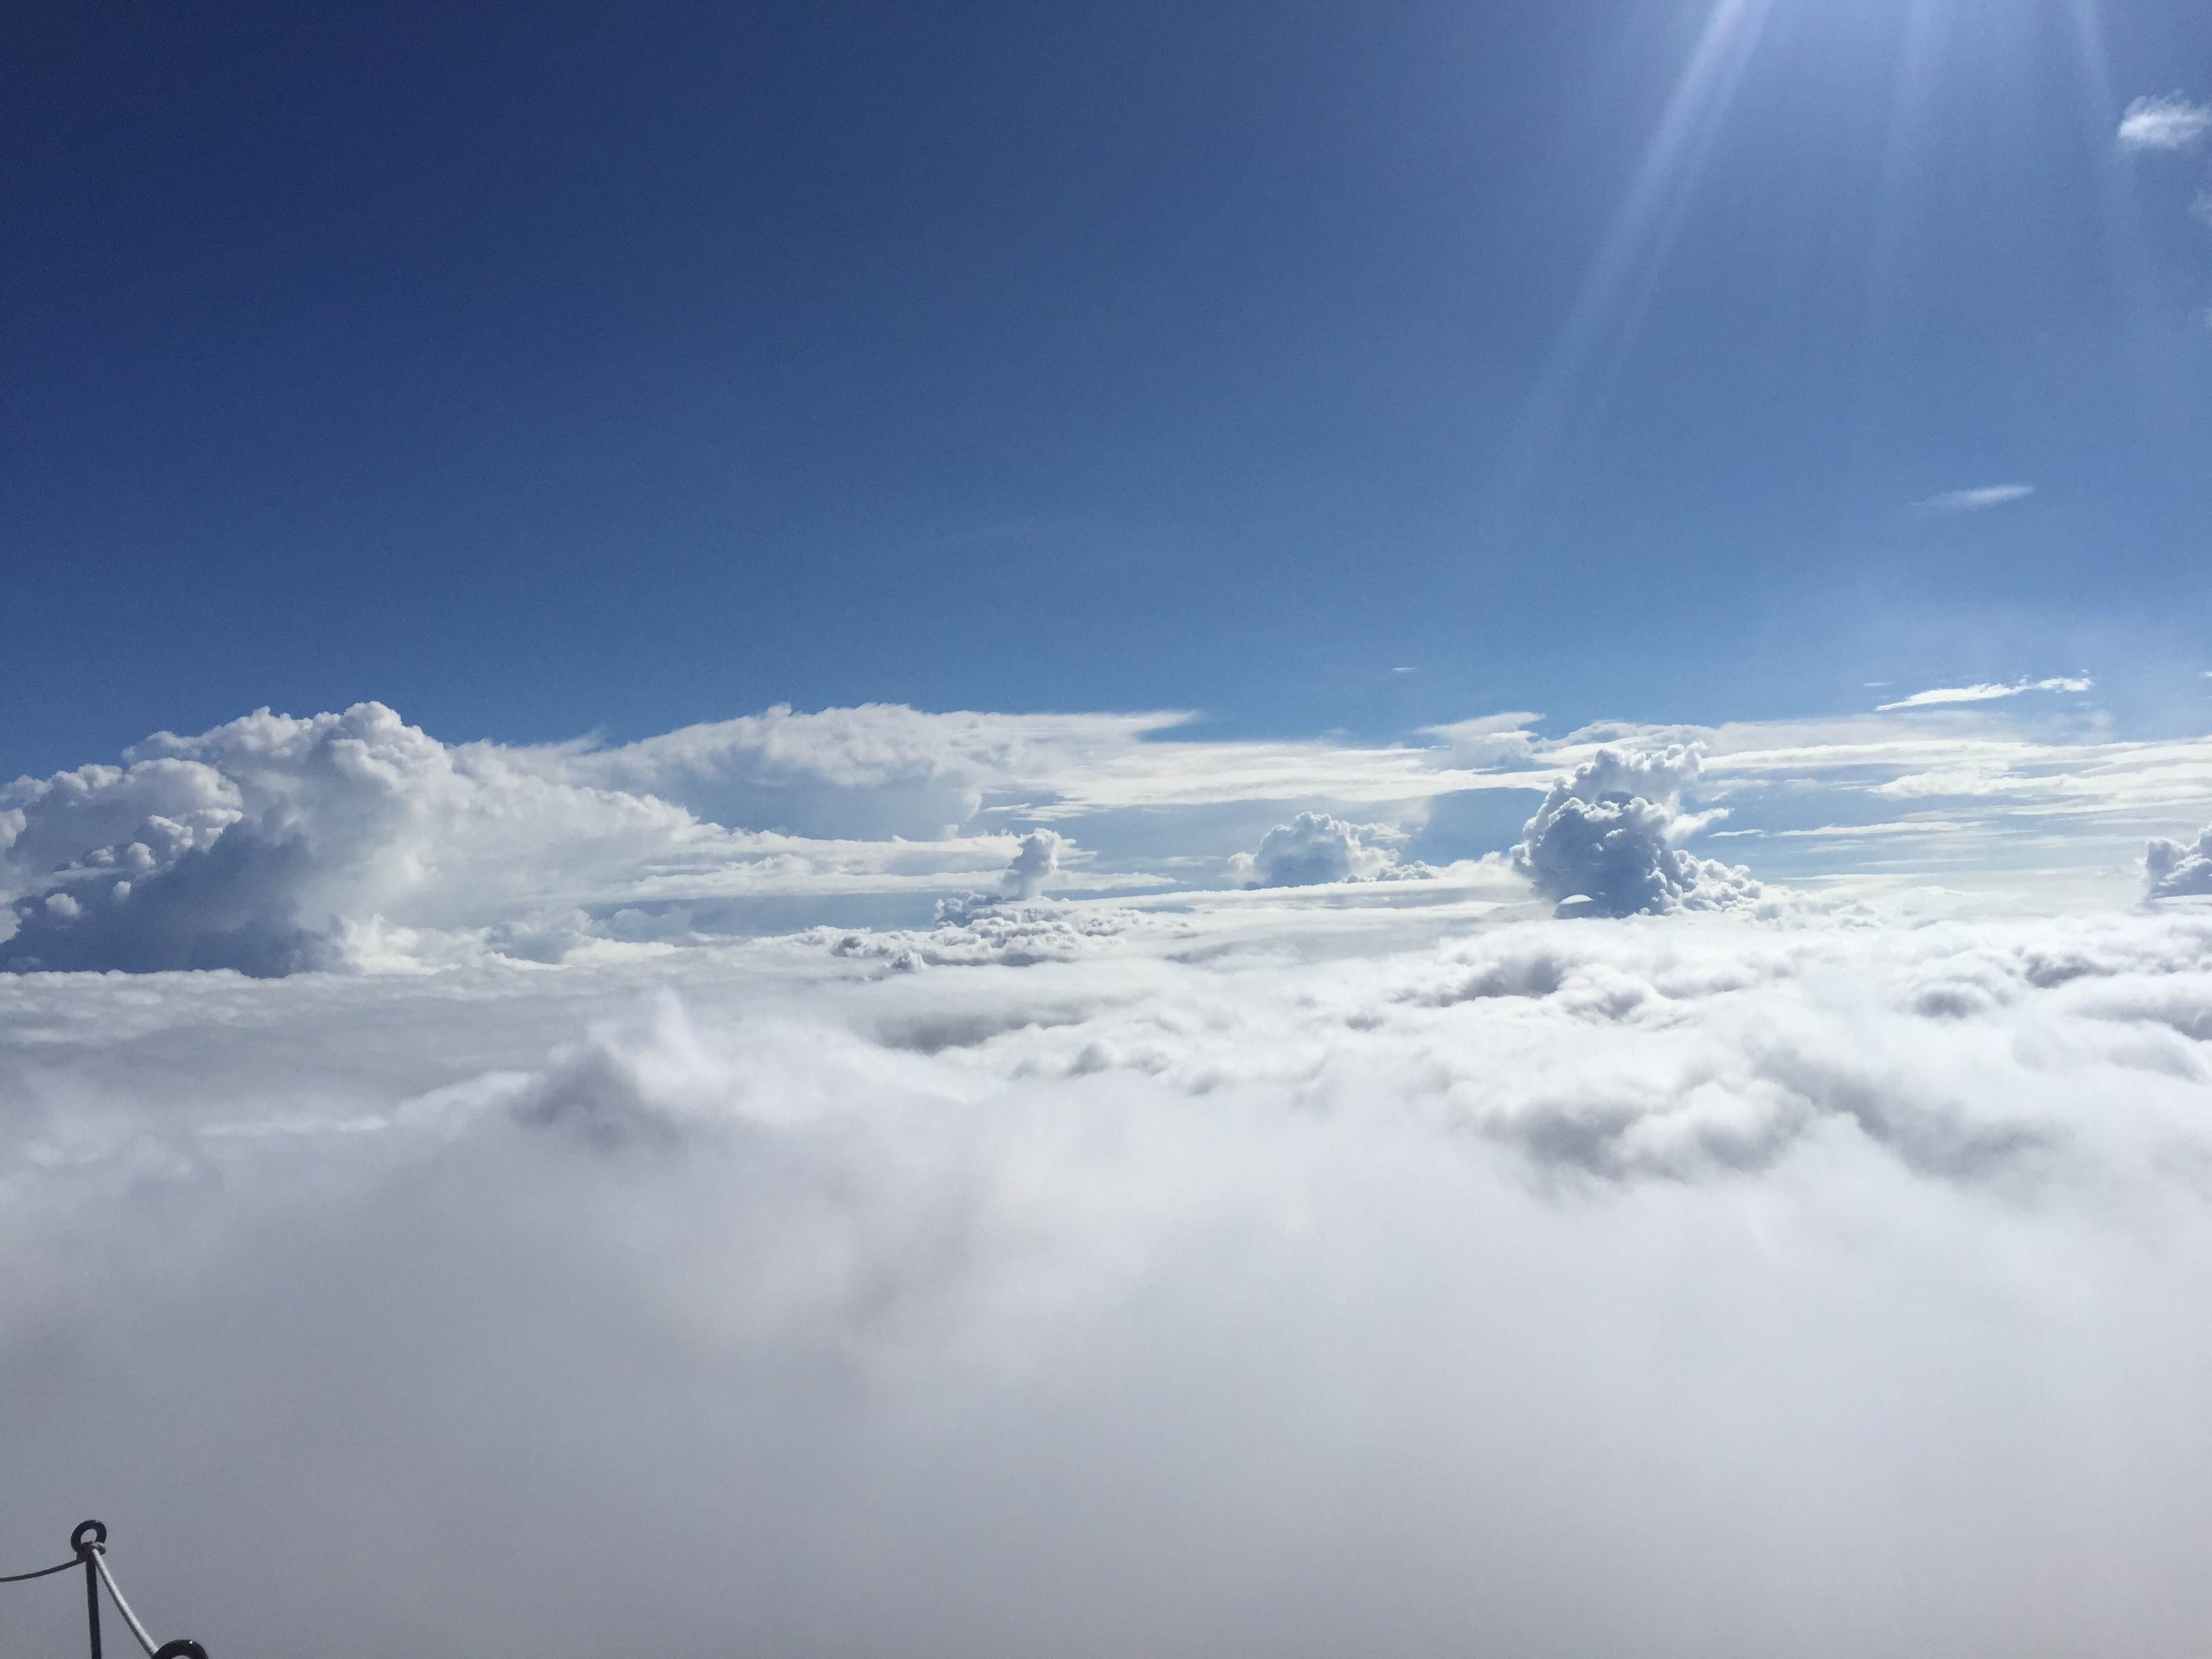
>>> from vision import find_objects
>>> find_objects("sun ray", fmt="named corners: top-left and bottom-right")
top-left (1490, 0), bottom-right (1778, 516)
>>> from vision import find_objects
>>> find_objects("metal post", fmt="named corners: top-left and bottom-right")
top-left (70, 1521), bottom-right (106, 1659)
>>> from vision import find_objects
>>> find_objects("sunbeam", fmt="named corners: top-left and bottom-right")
top-left (1492, 0), bottom-right (1778, 514)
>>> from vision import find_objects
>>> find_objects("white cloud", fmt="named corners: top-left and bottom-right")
top-left (1229, 812), bottom-right (1424, 888)
top-left (1918, 483), bottom-right (2034, 512)
top-left (1511, 747), bottom-right (1759, 917)
top-left (5, 903), bottom-right (2212, 1653)
top-left (2118, 91), bottom-right (2212, 151)
top-left (1878, 676), bottom-right (2092, 712)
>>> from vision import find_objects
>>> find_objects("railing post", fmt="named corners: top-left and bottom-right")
top-left (71, 1521), bottom-right (106, 1659)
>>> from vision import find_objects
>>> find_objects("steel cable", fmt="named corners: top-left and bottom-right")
top-left (91, 1550), bottom-right (164, 1659)
top-left (0, 1556), bottom-right (81, 1583)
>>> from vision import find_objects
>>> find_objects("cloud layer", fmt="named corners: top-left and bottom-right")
top-left (4, 900), bottom-right (2212, 1656)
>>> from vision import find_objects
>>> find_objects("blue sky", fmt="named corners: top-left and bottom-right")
top-left (5, 0), bottom-right (2211, 780)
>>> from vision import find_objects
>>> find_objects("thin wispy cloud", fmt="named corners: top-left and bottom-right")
top-left (1918, 483), bottom-right (2034, 512)
top-left (2118, 92), bottom-right (2212, 151)
top-left (1877, 676), bottom-right (2092, 711)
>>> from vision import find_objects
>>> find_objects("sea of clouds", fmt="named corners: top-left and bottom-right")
top-left (6, 695), bottom-right (2212, 1656)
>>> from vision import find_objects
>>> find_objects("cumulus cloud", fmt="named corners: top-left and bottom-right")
top-left (5, 904), bottom-right (2212, 1654)
top-left (1229, 811), bottom-right (1426, 887)
top-left (1918, 483), bottom-right (2034, 512)
top-left (1877, 676), bottom-right (2091, 711)
top-left (2118, 91), bottom-right (2212, 150)
top-left (0, 703), bottom-right (464, 973)
top-left (1511, 747), bottom-right (1758, 917)
top-left (2146, 823), bottom-right (2212, 899)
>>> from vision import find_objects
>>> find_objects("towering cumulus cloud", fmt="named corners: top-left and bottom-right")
top-left (1511, 746), bottom-right (1757, 916)
top-left (998, 828), bottom-right (1063, 899)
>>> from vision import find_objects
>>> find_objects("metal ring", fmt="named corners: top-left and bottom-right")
top-left (70, 1520), bottom-right (106, 1557)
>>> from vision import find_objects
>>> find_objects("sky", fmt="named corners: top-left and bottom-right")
top-left (5, 0), bottom-right (2211, 775)
top-left (8, 5), bottom-right (2212, 1656)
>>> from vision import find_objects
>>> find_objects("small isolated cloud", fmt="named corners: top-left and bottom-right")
top-left (2145, 823), bottom-right (2212, 899)
top-left (2118, 92), bottom-right (2212, 151)
top-left (1511, 747), bottom-right (1759, 918)
top-left (1919, 484), bottom-right (2034, 512)
top-left (1230, 812), bottom-right (1420, 888)
top-left (1878, 676), bottom-right (2092, 712)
